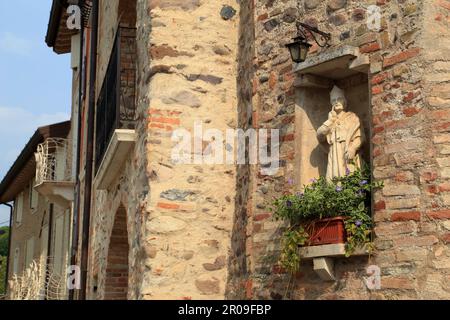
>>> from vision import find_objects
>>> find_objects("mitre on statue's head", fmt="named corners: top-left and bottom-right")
top-left (330, 85), bottom-right (346, 102)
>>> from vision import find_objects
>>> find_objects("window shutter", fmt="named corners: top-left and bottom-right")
top-left (25, 237), bottom-right (35, 268)
top-left (16, 192), bottom-right (24, 225)
top-left (13, 247), bottom-right (20, 275)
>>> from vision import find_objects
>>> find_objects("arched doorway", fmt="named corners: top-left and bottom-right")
top-left (104, 206), bottom-right (129, 300)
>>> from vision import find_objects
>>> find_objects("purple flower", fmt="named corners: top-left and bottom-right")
top-left (345, 167), bottom-right (350, 176)
top-left (360, 180), bottom-right (368, 186)
top-left (286, 200), bottom-right (293, 208)
top-left (310, 178), bottom-right (317, 183)
top-left (357, 189), bottom-right (365, 197)
top-left (355, 220), bottom-right (363, 227)
top-left (336, 186), bottom-right (343, 192)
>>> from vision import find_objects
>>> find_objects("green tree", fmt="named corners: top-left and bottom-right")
top-left (0, 227), bottom-right (9, 257)
top-left (0, 227), bottom-right (10, 295)
top-left (0, 256), bottom-right (6, 295)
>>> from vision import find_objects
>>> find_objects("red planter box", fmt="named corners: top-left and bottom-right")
top-left (308, 216), bottom-right (347, 246)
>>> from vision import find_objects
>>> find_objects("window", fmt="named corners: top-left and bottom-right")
top-left (15, 192), bottom-right (24, 225)
top-left (29, 179), bottom-right (39, 211)
top-left (13, 247), bottom-right (20, 275)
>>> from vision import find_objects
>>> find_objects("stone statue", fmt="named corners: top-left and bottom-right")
top-left (317, 85), bottom-right (365, 180)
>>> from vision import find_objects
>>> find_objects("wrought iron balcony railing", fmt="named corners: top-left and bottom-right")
top-left (95, 27), bottom-right (136, 174)
top-left (35, 138), bottom-right (72, 186)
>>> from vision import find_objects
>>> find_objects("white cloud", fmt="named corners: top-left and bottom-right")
top-left (0, 106), bottom-right (69, 134)
top-left (0, 32), bottom-right (32, 56)
top-left (0, 106), bottom-right (69, 180)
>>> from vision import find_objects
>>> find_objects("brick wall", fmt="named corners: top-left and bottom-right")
top-left (119, 26), bottom-right (137, 130)
top-left (104, 206), bottom-right (129, 300)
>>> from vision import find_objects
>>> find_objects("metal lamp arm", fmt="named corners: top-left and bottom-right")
top-left (296, 22), bottom-right (331, 48)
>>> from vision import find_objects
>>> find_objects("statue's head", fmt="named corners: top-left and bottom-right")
top-left (330, 85), bottom-right (347, 113)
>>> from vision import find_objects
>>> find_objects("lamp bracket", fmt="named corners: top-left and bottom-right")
top-left (296, 22), bottom-right (331, 48)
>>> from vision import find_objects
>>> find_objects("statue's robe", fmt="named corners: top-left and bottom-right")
top-left (317, 111), bottom-right (365, 180)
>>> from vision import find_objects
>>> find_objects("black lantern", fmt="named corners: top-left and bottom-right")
top-left (286, 36), bottom-right (312, 63)
top-left (286, 23), bottom-right (331, 63)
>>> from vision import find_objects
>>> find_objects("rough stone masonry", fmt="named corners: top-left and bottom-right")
top-left (87, 0), bottom-right (450, 300)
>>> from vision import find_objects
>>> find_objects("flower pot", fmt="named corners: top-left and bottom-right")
top-left (308, 216), bottom-right (346, 246)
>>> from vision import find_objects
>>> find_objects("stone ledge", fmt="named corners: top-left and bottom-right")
top-left (35, 181), bottom-right (74, 209)
top-left (293, 45), bottom-right (367, 80)
top-left (299, 243), bottom-right (369, 259)
top-left (94, 129), bottom-right (136, 190)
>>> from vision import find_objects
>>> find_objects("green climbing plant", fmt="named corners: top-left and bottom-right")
top-left (271, 165), bottom-right (383, 273)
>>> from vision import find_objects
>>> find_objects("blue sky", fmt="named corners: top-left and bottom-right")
top-left (0, 0), bottom-right (71, 225)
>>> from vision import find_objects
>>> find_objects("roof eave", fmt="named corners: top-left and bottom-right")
top-left (0, 121), bottom-right (71, 203)
top-left (45, 0), bottom-right (64, 49)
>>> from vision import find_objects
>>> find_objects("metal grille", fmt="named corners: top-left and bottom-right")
top-left (8, 256), bottom-right (69, 300)
top-left (35, 138), bottom-right (72, 185)
top-left (95, 30), bottom-right (120, 174)
top-left (95, 27), bottom-right (136, 174)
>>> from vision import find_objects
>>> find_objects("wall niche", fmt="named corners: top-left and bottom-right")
top-left (293, 46), bottom-right (371, 188)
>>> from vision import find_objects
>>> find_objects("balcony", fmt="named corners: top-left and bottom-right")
top-left (35, 138), bottom-right (74, 208)
top-left (94, 27), bottom-right (137, 190)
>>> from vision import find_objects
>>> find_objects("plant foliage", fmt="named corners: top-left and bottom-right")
top-left (271, 165), bottom-right (383, 273)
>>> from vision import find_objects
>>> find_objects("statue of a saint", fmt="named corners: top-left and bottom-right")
top-left (317, 85), bottom-right (365, 180)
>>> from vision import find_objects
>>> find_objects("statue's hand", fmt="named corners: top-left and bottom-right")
top-left (328, 110), bottom-right (337, 122)
top-left (345, 147), bottom-right (356, 161)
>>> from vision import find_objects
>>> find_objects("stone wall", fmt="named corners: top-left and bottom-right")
top-left (242, 0), bottom-right (450, 300)
top-left (226, 0), bottom-right (255, 300)
top-left (88, 0), bottom-right (144, 300)
top-left (141, 0), bottom-right (240, 300)
top-left (90, 0), bottom-right (242, 300)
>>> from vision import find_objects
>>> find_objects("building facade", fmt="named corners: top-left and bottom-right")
top-left (44, 0), bottom-right (450, 300)
top-left (0, 121), bottom-right (73, 299)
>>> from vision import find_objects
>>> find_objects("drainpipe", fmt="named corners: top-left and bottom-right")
top-left (69, 0), bottom-right (85, 301)
top-left (0, 203), bottom-right (13, 294)
top-left (79, 0), bottom-right (98, 300)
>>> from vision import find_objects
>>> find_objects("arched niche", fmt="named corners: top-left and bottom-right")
top-left (293, 46), bottom-right (372, 188)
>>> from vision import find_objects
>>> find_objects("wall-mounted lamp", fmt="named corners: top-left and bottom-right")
top-left (286, 22), bottom-right (331, 63)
